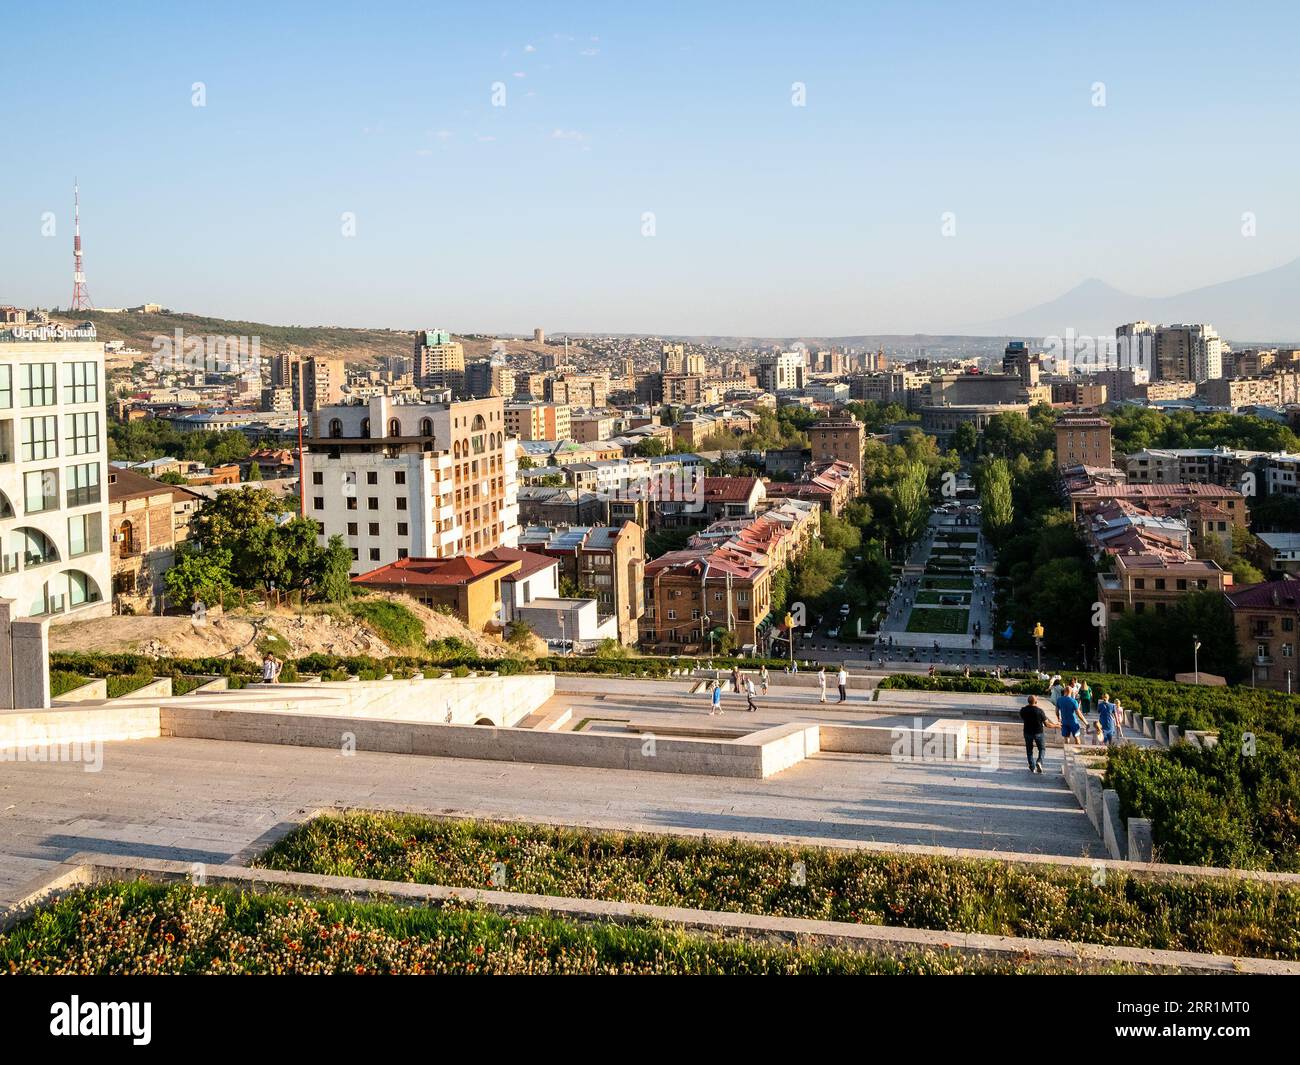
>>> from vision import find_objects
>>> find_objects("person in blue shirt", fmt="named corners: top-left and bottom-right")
top-left (1056, 689), bottom-right (1082, 744)
top-left (709, 681), bottom-right (723, 716)
top-left (1095, 693), bottom-right (1117, 745)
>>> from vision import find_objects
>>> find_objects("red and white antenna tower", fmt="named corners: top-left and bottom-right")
top-left (70, 180), bottom-right (93, 311)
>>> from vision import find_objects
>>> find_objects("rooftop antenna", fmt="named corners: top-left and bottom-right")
top-left (71, 180), bottom-right (93, 311)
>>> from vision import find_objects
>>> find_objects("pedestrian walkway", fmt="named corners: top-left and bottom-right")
top-left (881, 510), bottom-right (995, 651)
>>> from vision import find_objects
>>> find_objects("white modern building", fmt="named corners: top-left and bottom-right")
top-left (303, 393), bottom-right (520, 574)
top-left (0, 331), bottom-right (111, 619)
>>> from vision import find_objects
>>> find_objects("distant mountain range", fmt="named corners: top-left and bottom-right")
top-left (970, 257), bottom-right (1300, 345)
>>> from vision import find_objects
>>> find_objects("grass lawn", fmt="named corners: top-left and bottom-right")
top-left (922, 576), bottom-right (974, 591)
top-left (906, 607), bottom-right (969, 634)
top-left (916, 590), bottom-right (969, 605)
top-left (248, 812), bottom-right (1300, 959)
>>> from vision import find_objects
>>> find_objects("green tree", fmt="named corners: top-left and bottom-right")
top-left (634, 437), bottom-right (667, 457)
top-left (890, 461), bottom-right (930, 546)
top-left (979, 458), bottom-right (1014, 547)
top-left (952, 421), bottom-right (979, 458)
top-left (164, 546), bottom-right (234, 609)
top-left (316, 535), bottom-right (354, 602)
top-left (246, 461), bottom-right (263, 482)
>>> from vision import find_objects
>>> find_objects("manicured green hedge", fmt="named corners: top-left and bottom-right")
top-left (879, 673), bottom-right (1015, 694)
top-left (49, 670), bottom-right (91, 698)
top-left (1105, 727), bottom-right (1300, 872)
top-left (0, 881), bottom-right (1065, 975)
top-left (256, 812), bottom-right (1300, 959)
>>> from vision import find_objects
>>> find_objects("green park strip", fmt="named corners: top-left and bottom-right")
top-left (916, 591), bottom-right (970, 605)
top-left (905, 607), bottom-right (969, 634)
top-left (0, 881), bottom-right (1074, 975)
top-left (921, 577), bottom-right (974, 591)
top-left (251, 812), bottom-right (1300, 960)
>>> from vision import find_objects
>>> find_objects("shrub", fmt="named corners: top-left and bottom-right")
top-left (348, 600), bottom-right (426, 652)
top-left (50, 670), bottom-right (90, 698)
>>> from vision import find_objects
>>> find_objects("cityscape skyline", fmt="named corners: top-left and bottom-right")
top-left (3, 1), bottom-right (1299, 336)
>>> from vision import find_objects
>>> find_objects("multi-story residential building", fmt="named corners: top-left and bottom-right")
top-left (1197, 371), bottom-right (1300, 410)
top-left (1254, 533), bottom-right (1300, 576)
top-left (808, 416), bottom-right (865, 493)
top-left (756, 350), bottom-right (806, 393)
top-left (569, 411), bottom-right (615, 443)
top-left (516, 486), bottom-right (606, 527)
top-left (1265, 454), bottom-right (1300, 496)
top-left (269, 353), bottom-right (344, 411)
top-left (464, 359), bottom-right (514, 400)
top-left (657, 476), bottom-right (766, 529)
top-left (1137, 380), bottom-right (1198, 402)
top-left (763, 460), bottom-right (856, 516)
top-left (1125, 447), bottom-right (1263, 488)
top-left (1055, 415), bottom-right (1113, 471)
top-left (1226, 580), bottom-right (1300, 690)
top-left (303, 394), bottom-right (518, 573)
top-left (1096, 552), bottom-right (1231, 648)
top-left (106, 465), bottom-right (201, 612)
top-left (505, 402), bottom-right (571, 441)
top-left (640, 502), bottom-right (817, 654)
top-left (413, 329), bottom-right (465, 393)
top-left (1152, 323), bottom-right (1223, 383)
top-left (547, 374), bottom-right (607, 408)
top-left (0, 334), bottom-right (111, 619)
top-left (516, 522), bottom-right (645, 644)
top-left (1069, 482), bottom-right (1248, 529)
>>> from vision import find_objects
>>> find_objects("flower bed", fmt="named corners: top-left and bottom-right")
top-left (0, 881), bottom-right (1064, 975)
top-left (252, 812), bottom-right (1300, 959)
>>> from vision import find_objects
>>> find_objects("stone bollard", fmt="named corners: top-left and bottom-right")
top-left (1154, 721), bottom-right (1169, 745)
top-left (1102, 790), bottom-right (1126, 860)
top-left (1084, 770), bottom-right (1105, 833)
top-left (1127, 817), bottom-right (1154, 863)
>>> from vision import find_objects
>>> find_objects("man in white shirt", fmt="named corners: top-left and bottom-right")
top-left (837, 666), bottom-right (848, 703)
top-left (817, 667), bottom-right (828, 703)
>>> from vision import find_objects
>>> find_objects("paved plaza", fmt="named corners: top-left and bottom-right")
top-left (0, 674), bottom-right (1105, 910)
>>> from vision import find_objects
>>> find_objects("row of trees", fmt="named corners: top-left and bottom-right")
top-left (109, 419), bottom-right (255, 468)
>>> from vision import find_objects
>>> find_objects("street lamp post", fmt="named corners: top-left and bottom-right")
top-left (784, 611), bottom-right (796, 671)
top-left (1033, 621), bottom-right (1045, 675)
top-left (1193, 633), bottom-right (1201, 685)
top-left (702, 614), bottom-right (712, 658)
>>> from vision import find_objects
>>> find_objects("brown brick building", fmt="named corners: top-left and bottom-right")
top-left (107, 466), bottom-right (203, 612)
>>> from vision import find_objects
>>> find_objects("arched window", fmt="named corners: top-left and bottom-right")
top-left (361, 418), bottom-right (371, 438)
top-left (0, 490), bottom-right (13, 520)
top-left (472, 414), bottom-right (487, 432)
top-left (328, 418), bottom-right (343, 438)
top-left (14, 527), bottom-right (58, 567)
top-left (65, 569), bottom-right (103, 608)
top-left (388, 418), bottom-right (401, 438)
top-left (420, 417), bottom-right (433, 437)
top-left (116, 520), bottom-right (136, 555)
top-left (453, 441), bottom-right (461, 459)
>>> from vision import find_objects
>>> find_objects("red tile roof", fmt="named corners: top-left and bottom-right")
top-left (352, 555), bottom-right (512, 587)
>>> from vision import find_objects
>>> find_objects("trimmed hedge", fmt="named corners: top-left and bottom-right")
top-left (256, 811), bottom-right (1300, 959)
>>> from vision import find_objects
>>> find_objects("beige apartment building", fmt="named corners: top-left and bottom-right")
top-left (304, 394), bottom-right (518, 572)
top-left (413, 329), bottom-right (465, 393)
top-left (505, 402), bottom-right (571, 441)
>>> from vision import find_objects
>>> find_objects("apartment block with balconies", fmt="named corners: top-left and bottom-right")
top-left (0, 336), bottom-right (111, 619)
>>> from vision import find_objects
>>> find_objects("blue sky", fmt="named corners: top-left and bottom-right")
top-left (3, 0), bottom-right (1298, 335)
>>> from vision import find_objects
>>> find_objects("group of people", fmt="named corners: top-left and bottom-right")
top-left (707, 664), bottom-right (850, 714)
top-left (1018, 675), bottom-right (1126, 773)
top-left (261, 652), bottom-right (283, 684)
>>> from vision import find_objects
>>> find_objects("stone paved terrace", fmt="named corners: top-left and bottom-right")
top-left (0, 674), bottom-right (1104, 909)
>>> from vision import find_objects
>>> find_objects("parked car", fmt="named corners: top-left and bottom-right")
top-left (839, 603), bottom-right (851, 616)
top-left (827, 627), bottom-right (840, 639)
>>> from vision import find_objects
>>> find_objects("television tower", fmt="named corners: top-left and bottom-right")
top-left (70, 180), bottom-right (93, 311)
